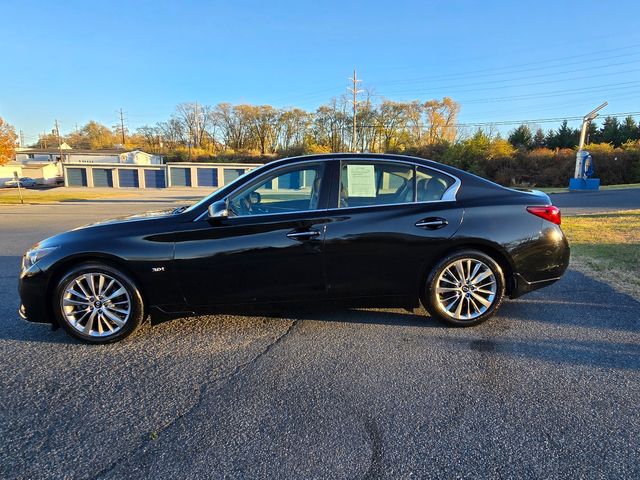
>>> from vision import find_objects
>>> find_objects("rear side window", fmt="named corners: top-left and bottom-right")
top-left (339, 161), bottom-right (415, 208)
top-left (338, 161), bottom-right (455, 208)
top-left (416, 166), bottom-right (455, 202)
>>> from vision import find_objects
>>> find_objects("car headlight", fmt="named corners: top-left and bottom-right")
top-left (22, 246), bottom-right (58, 270)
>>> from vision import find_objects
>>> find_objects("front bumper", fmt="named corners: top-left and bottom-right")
top-left (19, 265), bottom-right (54, 324)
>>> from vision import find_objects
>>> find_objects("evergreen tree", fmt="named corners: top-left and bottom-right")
top-left (547, 120), bottom-right (579, 149)
top-left (531, 128), bottom-right (546, 148)
top-left (508, 124), bottom-right (533, 150)
top-left (545, 129), bottom-right (558, 149)
top-left (620, 116), bottom-right (639, 143)
top-left (600, 116), bottom-right (621, 146)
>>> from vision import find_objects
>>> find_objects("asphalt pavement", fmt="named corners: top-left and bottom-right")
top-left (550, 187), bottom-right (640, 215)
top-left (1, 193), bottom-right (639, 479)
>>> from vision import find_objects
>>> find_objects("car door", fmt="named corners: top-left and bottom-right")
top-left (174, 161), bottom-right (332, 306)
top-left (323, 159), bottom-right (463, 301)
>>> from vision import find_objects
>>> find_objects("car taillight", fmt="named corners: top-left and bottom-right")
top-left (527, 205), bottom-right (561, 225)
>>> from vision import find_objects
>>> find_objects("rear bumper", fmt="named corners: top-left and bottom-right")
top-left (508, 224), bottom-right (570, 298)
top-left (510, 274), bottom-right (561, 298)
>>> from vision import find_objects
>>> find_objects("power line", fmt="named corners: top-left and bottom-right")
top-left (377, 67), bottom-right (640, 97)
top-left (459, 80), bottom-right (640, 104)
top-left (355, 111), bottom-right (640, 130)
top-left (374, 42), bottom-right (640, 87)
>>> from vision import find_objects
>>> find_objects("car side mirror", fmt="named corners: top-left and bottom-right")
top-left (207, 200), bottom-right (229, 222)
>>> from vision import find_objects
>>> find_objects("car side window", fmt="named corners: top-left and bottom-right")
top-left (339, 161), bottom-right (415, 208)
top-left (415, 166), bottom-right (455, 202)
top-left (228, 163), bottom-right (325, 216)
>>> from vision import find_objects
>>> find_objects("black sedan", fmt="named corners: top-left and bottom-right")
top-left (19, 154), bottom-right (569, 343)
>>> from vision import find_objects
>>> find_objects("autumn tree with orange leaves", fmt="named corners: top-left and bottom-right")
top-left (0, 117), bottom-right (18, 165)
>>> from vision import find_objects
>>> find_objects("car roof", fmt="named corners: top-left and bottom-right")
top-left (267, 153), bottom-right (495, 188)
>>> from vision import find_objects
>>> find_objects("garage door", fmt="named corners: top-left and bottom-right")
top-left (144, 169), bottom-right (166, 188)
top-left (197, 168), bottom-right (218, 187)
top-left (93, 169), bottom-right (113, 187)
top-left (66, 168), bottom-right (87, 187)
top-left (223, 168), bottom-right (245, 186)
top-left (119, 169), bottom-right (139, 188)
top-left (170, 167), bottom-right (191, 187)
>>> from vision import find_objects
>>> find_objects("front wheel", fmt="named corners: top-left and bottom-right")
top-left (53, 262), bottom-right (145, 343)
top-left (424, 250), bottom-right (505, 326)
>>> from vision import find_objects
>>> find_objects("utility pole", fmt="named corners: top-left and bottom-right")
top-left (19, 130), bottom-right (24, 147)
top-left (54, 119), bottom-right (63, 162)
top-left (119, 108), bottom-right (126, 146)
top-left (194, 101), bottom-right (200, 149)
top-left (41, 131), bottom-right (47, 149)
top-left (347, 69), bottom-right (363, 152)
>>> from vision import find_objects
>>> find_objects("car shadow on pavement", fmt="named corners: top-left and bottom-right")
top-left (504, 269), bottom-right (640, 333)
top-left (439, 334), bottom-right (640, 371)
top-left (152, 304), bottom-right (446, 330)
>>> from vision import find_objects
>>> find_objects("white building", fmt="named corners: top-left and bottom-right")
top-left (0, 162), bottom-right (62, 186)
top-left (15, 147), bottom-right (163, 165)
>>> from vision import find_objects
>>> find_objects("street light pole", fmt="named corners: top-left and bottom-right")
top-left (574, 102), bottom-right (607, 178)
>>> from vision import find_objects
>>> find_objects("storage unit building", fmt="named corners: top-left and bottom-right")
top-left (144, 169), bottom-right (166, 188)
top-left (66, 167), bottom-right (88, 187)
top-left (196, 168), bottom-right (218, 187)
top-left (169, 167), bottom-right (192, 187)
top-left (118, 169), bottom-right (139, 188)
top-left (92, 168), bottom-right (114, 187)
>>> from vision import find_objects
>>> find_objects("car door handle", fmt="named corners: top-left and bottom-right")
top-left (286, 229), bottom-right (321, 240)
top-left (415, 218), bottom-right (448, 229)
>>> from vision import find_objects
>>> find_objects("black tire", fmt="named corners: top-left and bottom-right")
top-left (53, 262), bottom-right (145, 344)
top-left (423, 249), bottom-right (505, 327)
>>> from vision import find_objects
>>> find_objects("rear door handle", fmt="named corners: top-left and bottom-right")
top-left (415, 218), bottom-right (448, 229)
top-left (286, 229), bottom-right (321, 240)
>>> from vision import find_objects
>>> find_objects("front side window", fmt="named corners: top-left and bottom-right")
top-left (228, 163), bottom-right (325, 216)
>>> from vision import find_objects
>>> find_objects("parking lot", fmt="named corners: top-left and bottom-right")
top-left (1, 196), bottom-right (639, 479)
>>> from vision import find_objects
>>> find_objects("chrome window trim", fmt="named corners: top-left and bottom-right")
top-left (193, 157), bottom-right (461, 222)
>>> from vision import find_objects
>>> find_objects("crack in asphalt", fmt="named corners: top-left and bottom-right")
top-left (361, 415), bottom-right (384, 480)
top-left (91, 318), bottom-right (300, 480)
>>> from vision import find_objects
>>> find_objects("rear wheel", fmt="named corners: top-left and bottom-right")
top-left (424, 250), bottom-right (505, 326)
top-left (53, 262), bottom-right (145, 343)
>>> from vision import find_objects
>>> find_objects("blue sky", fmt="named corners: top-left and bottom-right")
top-left (3, 0), bottom-right (640, 143)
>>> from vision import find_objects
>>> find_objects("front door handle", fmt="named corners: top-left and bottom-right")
top-left (286, 229), bottom-right (321, 241)
top-left (415, 218), bottom-right (448, 229)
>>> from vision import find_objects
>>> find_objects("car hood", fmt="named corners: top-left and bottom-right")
top-left (30, 208), bottom-right (180, 252)
top-left (72, 208), bottom-right (179, 230)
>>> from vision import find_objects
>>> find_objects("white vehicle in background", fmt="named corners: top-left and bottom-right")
top-left (4, 177), bottom-right (38, 188)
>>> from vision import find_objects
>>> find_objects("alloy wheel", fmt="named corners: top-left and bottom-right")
top-left (435, 258), bottom-right (497, 321)
top-left (60, 273), bottom-right (131, 337)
